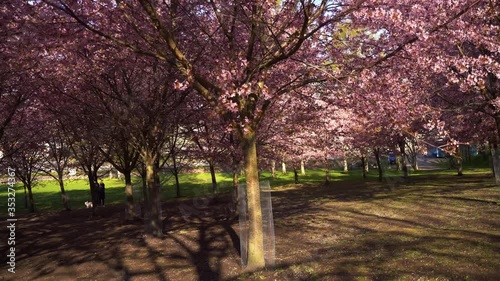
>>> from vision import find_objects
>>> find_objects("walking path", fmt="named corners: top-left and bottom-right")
top-left (416, 155), bottom-right (447, 170)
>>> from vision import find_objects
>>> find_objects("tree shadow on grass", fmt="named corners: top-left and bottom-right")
top-left (0, 197), bottom-right (243, 281)
top-left (226, 218), bottom-right (500, 281)
top-left (251, 173), bottom-right (500, 281)
top-left (0, 173), bottom-right (498, 280)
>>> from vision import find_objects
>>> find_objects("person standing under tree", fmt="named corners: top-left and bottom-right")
top-left (99, 180), bottom-right (106, 207)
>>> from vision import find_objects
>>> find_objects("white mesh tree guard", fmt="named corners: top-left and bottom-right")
top-left (238, 180), bottom-right (275, 267)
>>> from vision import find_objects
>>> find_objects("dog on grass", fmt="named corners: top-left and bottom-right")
top-left (85, 201), bottom-right (93, 208)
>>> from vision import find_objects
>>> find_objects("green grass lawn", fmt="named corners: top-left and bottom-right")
top-left (0, 165), bottom-right (493, 215)
top-left (0, 172), bottom-right (235, 215)
top-left (2, 167), bottom-right (499, 280)
top-left (237, 171), bottom-right (500, 280)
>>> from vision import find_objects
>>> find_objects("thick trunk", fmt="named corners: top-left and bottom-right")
top-left (300, 160), bottom-right (305, 175)
top-left (492, 118), bottom-right (500, 185)
top-left (411, 154), bottom-right (419, 171)
top-left (242, 131), bottom-right (265, 269)
top-left (408, 140), bottom-right (419, 171)
top-left (293, 168), bottom-right (299, 184)
top-left (374, 148), bottom-right (384, 182)
top-left (271, 160), bottom-right (276, 178)
top-left (399, 142), bottom-right (409, 177)
top-left (144, 153), bottom-right (162, 236)
top-left (490, 144), bottom-right (500, 184)
top-left (209, 160), bottom-right (218, 194)
top-left (58, 174), bottom-right (70, 211)
top-left (343, 158), bottom-right (348, 173)
top-left (281, 161), bottom-right (286, 174)
top-left (124, 172), bottom-right (135, 219)
top-left (361, 156), bottom-right (367, 179)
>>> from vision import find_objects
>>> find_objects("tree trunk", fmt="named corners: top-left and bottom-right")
top-left (58, 174), bottom-right (70, 211)
top-left (124, 171), bottom-right (135, 219)
top-left (343, 158), bottom-right (348, 173)
top-left (300, 160), bottom-right (305, 175)
top-left (87, 172), bottom-right (98, 215)
top-left (374, 148), bottom-right (384, 182)
top-left (457, 156), bottom-right (463, 176)
top-left (24, 184), bottom-right (27, 209)
top-left (489, 143), bottom-right (495, 175)
top-left (174, 171), bottom-right (180, 198)
top-left (172, 155), bottom-right (181, 198)
top-left (408, 140), bottom-right (419, 171)
top-left (281, 160), bottom-right (286, 174)
top-left (142, 176), bottom-right (148, 202)
top-left (413, 157), bottom-right (419, 171)
top-left (399, 141), bottom-right (409, 177)
top-left (364, 157), bottom-right (369, 174)
top-left (324, 156), bottom-right (331, 184)
top-left (27, 184), bottom-right (35, 213)
top-left (271, 160), bottom-right (276, 178)
top-left (209, 160), bottom-right (218, 194)
top-left (232, 162), bottom-right (239, 190)
top-left (242, 131), bottom-right (265, 269)
top-left (231, 156), bottom-right (239, 218)
top-left (490, 144), bottom-right (500, 184)
top-left (411, 154), bottom-right (419, 171)
top-left (491, 118), bottom-right (500, 185)
top-left (293, 167), bottom-right (299, 184)
top-left (144, 153), bottom-right (162, 236)
top-left (361, 156), bottom-right (367, 179)
top-left (395, 155), bottom-right (401, 171)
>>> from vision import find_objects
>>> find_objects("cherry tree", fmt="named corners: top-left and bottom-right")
top-left (81, 53), bottom-right (191, 233)
top-left (38, 0), bottom-right (374, 267)
top-left (39, 119), bottom-right (72, 211)
top-left (7, 145), bottom-right (45, 213)
top-left (2, 101), bottom-right (47, 213)
top-left (0, 1), bottom-right (42, 151)
top-left (100, 128), bottom-right (140, 218)
top-left (166, 126), bottom-right (191, 198)
top-left (189, 110), bottom-right (231, 194)
top-left (349, 0), bottom-right (498, 179)
top-left (22, 0), bottom-right (490, 267)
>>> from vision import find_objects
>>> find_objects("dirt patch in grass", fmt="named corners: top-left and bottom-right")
top-left (1, 173), bottom-right (499, 280)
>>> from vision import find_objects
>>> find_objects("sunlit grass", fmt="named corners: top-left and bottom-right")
top-left (239, 171), bottom-right (500, 280)
top-left (0, 164), bottom-right (493, 214)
